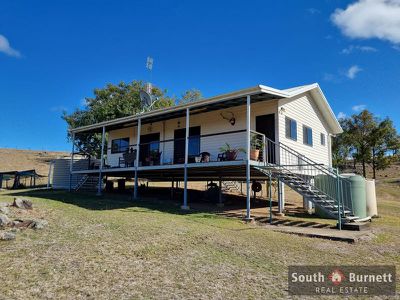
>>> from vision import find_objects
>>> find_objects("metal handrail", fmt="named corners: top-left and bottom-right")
top-left (105, 129), bottom-right (249, 150)
top-left (267, 137), bottom-right (352, 193)
top-left (275, 138), bottom-right (351, 185)
top-left (261, 137), bottom-right (353, 217)
top-left (258, 165), bottom-right (340, 213)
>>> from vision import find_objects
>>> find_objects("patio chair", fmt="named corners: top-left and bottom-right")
top-left (90, 160), bottom-right (101, 169)
top-left (150, 151), bottom-right (162, 165)
top-left (119, 149), bottom-right (137, 167)
top-left (217, 153), bottom-right (227, 161)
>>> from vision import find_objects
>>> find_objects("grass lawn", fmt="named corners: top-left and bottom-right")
top-left (0, 184), bottom-right (399, 299)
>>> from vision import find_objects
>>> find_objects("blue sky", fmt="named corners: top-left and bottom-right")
top-left (0, 0), bottom-right (399, 151)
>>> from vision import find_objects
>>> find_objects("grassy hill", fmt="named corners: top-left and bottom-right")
top-left (342, 161), bottom-right (400, 181)
top-left (0, 148), bottom-right (69, 176)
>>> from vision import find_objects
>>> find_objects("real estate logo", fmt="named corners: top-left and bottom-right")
top-left (328, 269), bottom-right (345, 286)
top-left (288, 265), bottom-right (396, 295)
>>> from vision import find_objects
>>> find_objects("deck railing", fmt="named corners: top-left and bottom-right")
top-left (71, 129), bottom-right (266, 171)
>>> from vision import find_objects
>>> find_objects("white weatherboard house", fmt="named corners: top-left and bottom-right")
top-left (66, 83), bottom-right (360, 224)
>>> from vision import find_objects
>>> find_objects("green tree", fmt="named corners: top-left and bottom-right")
top-left (369, 118), bottom-right (400, 179)
top-left (179, 89), bottom-right (202, 104)
top-left (332, 130), bottom-right (351, 170)
top-left (332, 116), bottom-right (352, 170)
top-left (335, 110), bottom-right (399, 178)
top-left (63, 80), bottom-right (175, 156)
top-left (343, 110), bottom-right (377, 177)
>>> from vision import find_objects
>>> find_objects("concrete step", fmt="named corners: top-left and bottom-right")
top-left (266, 224), bottom-right (373, 243)
top-left (339, 222), bottom-right (370, 231)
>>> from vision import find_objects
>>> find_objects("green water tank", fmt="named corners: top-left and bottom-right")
top-left (314, 174), bottom-right (367, 219)
top-left (346, 175), bottom-right (367, 219)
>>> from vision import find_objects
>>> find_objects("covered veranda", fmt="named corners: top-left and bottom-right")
top-left (69, 86), bottom-right (288, 220)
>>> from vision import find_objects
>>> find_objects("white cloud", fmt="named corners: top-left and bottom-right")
top-left (307, 8), bottom-right (321, 15)
top-left (0, 34), bottom-right (21, 57)
top-left (346, 65), bottom-right (362, 79)
top-left (324, 65), bottom-right (363, 81)
top-left (341, 45), bottom-right (378, 54)
top-left (352, 104), bottom-right (367, 112)
top-left (331, 0), bottom-right (400, 45)
top-left (337, 112), bottom-right (347, 119)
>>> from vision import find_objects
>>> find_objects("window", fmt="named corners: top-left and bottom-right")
top-left (303, 126), bottom-right (313, 146)
top-left (111, 138), bottom-right (130, 154)
top-left (285, 117), bottom-right (297, 141)
top-left (321, 133), bottom-right (326, 146)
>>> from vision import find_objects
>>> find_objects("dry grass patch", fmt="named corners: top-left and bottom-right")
top-left (0, 186), bottom-right (399, 299)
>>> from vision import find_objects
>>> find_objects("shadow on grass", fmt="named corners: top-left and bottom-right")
top-left (8, 188), bottom-right (193, 214)
top-left (8, 189), bottom-right (137, 210)
top-left (7, 187), bottom-right (262, 216)
top-left (8, 188), bottom-right (333, 229)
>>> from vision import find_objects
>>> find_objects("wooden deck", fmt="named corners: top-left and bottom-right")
top-left (71, 160), bottom-right (271, 181)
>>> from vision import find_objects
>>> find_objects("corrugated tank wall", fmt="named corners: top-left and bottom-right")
top-left (52, 158), bottom-right (89, 189)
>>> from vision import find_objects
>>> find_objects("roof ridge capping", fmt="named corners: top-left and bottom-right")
top-left (258, 84), bottom-right (291, 97)
top-left (282, 83), bottom-right (318, 95)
